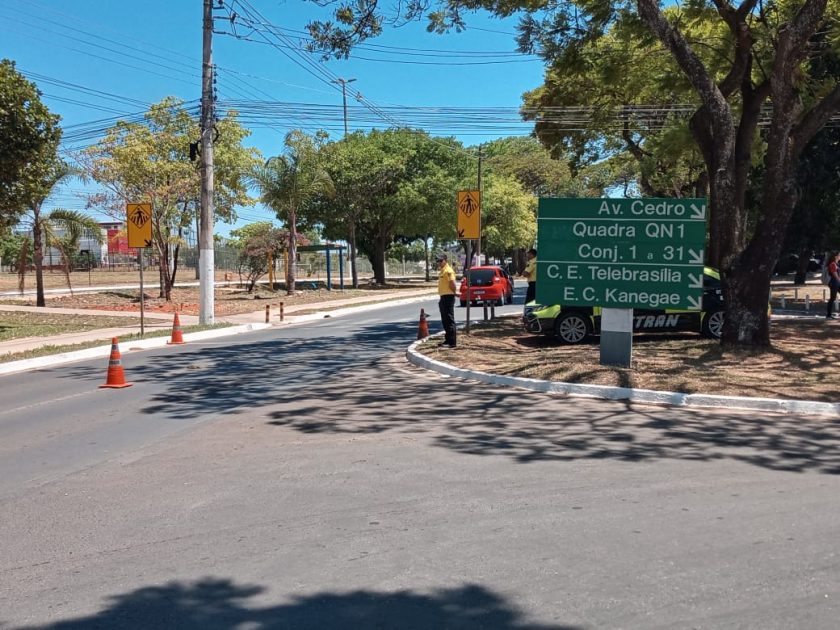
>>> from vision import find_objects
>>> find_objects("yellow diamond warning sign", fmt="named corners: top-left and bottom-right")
top-left (126, 203), bottom-right (153, 248)
top-left (457, 190), bottom-right (480, 239)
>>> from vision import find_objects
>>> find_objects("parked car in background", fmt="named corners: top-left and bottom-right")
top-left (523, 267), bottom-right (727, 344)
top-left (774, 253), bottom-right (822, 275)
top-left (459, 265), bottom-right (514, 307)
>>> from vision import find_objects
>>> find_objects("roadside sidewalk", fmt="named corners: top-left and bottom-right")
top-left (0, 287), bottom-right (436, 360)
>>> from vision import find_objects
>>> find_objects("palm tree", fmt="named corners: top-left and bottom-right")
top-left (49, 209), bottom-right (105, 294)
top-left (17, 161), bottom-right (101, 305)
top-left (250, 131), bottom-right (333, 295)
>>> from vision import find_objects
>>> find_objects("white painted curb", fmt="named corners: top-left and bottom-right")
top-left (406, 334), bottom-right (840, 418)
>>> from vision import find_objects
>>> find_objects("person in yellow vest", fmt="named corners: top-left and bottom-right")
top-left (523, 248), bottom-right (537, 307)
top-left (436, 253), bottom-right (458, 348)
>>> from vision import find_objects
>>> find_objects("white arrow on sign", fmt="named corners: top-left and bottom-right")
top-left (686, 295), bottom-right (702, 310)
top-left (690, 203), bottom-right (706, 220)
top-left (688, 273), bottom-right (703, 289)
top-left (688, 248), bottom-right (704, 264)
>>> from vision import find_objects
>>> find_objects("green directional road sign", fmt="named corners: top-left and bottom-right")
top-left (536, 198), bottom-right (708, 310)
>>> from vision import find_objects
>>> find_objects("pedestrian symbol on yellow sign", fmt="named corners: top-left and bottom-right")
top-left (129, 206), bottom-right (149, 228)
top-left (126, 203), bottom-right (153, 248)
top-left (457, 190), bottom-right (480, 239)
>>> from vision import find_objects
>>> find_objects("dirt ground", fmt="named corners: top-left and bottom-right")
top-left (0, 269), bottom-right (235, 292)
top-left (420, 316), bottom-right (839, 403)
top-left (0, 281), bottom-right (435, 317)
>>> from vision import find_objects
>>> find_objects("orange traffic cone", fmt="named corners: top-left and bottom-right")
top-left (100, 337), bottom-right (133, 389)
top-left (417, 308), bottom-right (430, 340)
top-left (167, 312), bottom-right (186, 345)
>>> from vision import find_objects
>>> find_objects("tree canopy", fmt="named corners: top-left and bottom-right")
top-left (306, 0), bottom-right (840, 347)
top-left (251, 130), bottom-right (334, 294)
top-left (84, 97), bottom-right (261, 299)
top-left (0, 59), bottom-right (62, 232)
top-left (315, 128), bottom-right (474, 283)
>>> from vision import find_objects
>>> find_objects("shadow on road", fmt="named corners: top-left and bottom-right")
top-left (60, 317), bottom-right (840, 476)
top-left (264, 349), bottom-right (840, 475)
top-left (18, 578), bottom-right (575, 630)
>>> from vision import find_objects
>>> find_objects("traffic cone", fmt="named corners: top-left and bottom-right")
top-left (417, 308), bottom-right (430, 340)
top-left (100, 337), bottom-right (133, 389)
top-left (167, 312), bottom-right (186, 345)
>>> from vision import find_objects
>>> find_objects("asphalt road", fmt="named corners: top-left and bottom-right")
top-left (1, 289), bottom-right (839, 629)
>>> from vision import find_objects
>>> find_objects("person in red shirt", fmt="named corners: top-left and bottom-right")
top-left (827, 252), bottom-right (840, 319)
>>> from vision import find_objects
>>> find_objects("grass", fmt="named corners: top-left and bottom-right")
top-left (419, 316), bottom-right (840, 403)
top-left (0, 311), bottom-right (144, 342)
top-left (0, 323), bottom-right (233, 364)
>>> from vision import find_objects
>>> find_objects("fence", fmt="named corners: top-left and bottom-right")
top-left (1, 245), bottom-right (431, 285)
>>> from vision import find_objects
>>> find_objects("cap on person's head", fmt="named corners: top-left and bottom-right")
top-left (435, 253), bottom-right (448, 262)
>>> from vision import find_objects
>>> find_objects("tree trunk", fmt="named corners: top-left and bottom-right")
top-left (348, 219), bottom-right (359, 289)
top-left (287, 208), bottom-right (297, 295)
top-left (372, 236), bottom-right (387, 284)
top-left (158, 252), bottom-right (165, 299)
top-left (793, 247), bottom-right (811, 286)
top-left (424, 237), bottom-right (430, 282)
top-left (170, 242), bottom-right (180, 289)
top-left (33, 208), bottom-right (45, 307)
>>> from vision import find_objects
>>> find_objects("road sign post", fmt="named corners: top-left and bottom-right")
top-left (536, 198), bottom-right (708, 366)
top-left (126, 203), bottom-right (152, 336)
top-left (457, 190), bottom-right (481, 334)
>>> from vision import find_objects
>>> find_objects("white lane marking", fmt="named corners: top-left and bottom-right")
top-left (0, 390), bottom-right (94, 418)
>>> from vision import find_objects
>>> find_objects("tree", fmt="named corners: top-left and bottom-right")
top-left (477, 174), bottom-right (537, 259)
top-left (316, 129), bottom-right (472, 284)
top-left (0, 59), bottom-right (61, 232)
top-left (229, 222), bottom-right (308, 292)
top-left (24, 208), bottom-right (104, 296)
top-left (314, 131), bottom-right (390, 287)
top-left (84, 97), bottom-right (260, 300)
top-left (16, 160), bottom-right (98, 306)
top-left (251, 130), bottom-right (333, 295)
top-left (306, 1), bottom-right (840, 348)
top-left (0, 230), bottom-right (28, 271)
top-left (482, 136), bottom-right (611, 198)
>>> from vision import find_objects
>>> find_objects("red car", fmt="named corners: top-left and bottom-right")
top-left (458, 265), bottom-right (514, 307)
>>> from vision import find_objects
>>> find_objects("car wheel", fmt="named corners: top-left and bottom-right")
top-left (506, 290), bottom-right (513, 305)
top-left (554, 312), bottom-right (591, 344)
top-left (496, 295), bottom-right (505, 306)
top-left (702, 309), bottom-right (725, 339)
top-left (459, 300), bottom-right (466, 307)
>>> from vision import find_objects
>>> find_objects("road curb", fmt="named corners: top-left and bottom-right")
top-left (0, 292), bottom-right (437, 376)
top-left (406, 334), bottom-right (840, 417)
top-left (0, 323), bottom-right (273, 376)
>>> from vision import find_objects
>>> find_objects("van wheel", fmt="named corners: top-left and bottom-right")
top-left (554, 312), bottom-right (591, 344)
top-left (702, 310), bottom-right (725, 339)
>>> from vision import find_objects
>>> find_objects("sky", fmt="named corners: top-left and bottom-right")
top-left (1, 0), bottom-right (548, 236)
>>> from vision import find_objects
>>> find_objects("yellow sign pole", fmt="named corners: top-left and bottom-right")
top-left (126, 203), bottom-right (152, 336)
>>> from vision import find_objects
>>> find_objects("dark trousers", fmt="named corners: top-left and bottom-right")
top-left (438, 294), bottom-right (456, 347)
top-left (525, 282), bottom-right (536, 305)
top-left (829, 282), bottom-right (839, 316)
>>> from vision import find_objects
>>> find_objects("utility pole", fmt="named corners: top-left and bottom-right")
top-left (199, 0), bottom-right (215, 324)
top-left (333, 78), bottom-right (356, 137)
top-left (476, 144), bottom-right (483, 265)
top-left (333, 77), bottom-right (357, 288)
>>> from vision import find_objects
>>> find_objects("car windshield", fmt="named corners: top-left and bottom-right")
top-left (468, 269), bottom-right (496, 285)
